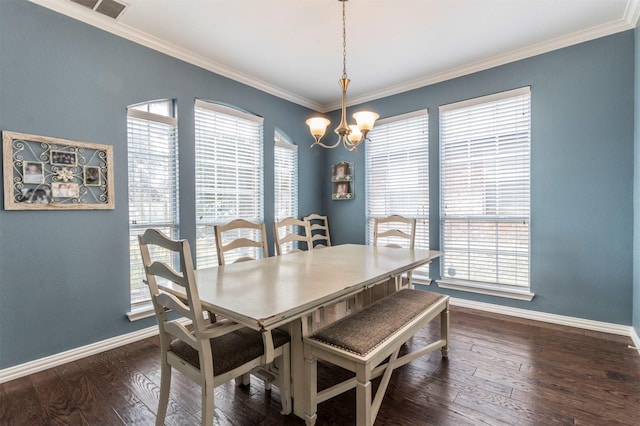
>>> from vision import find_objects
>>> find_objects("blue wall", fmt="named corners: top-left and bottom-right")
top-left (0, 0), bottom-right (324, 369)
top-left (0, 0), bottom-right (636, 370)
top-left (327, 32), bottom-right (635, 325)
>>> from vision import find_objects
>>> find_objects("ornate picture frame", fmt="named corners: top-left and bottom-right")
top-left (3, 131), bottom-right (114, 210)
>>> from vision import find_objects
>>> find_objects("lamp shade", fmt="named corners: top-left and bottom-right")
top-left (306, 117), bottom-right (331, 138)
top-left (353, 111), bottom-right (380, 131)
top-left (348, 125), bottom-right (362, 143)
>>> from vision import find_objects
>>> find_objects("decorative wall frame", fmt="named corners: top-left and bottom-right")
top-left (3, 131), bottom-right (114, 210)
top-left (332, 161), bottom-right (354, 200)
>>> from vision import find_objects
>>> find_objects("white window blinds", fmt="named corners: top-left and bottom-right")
top-left (194, 99), bottom-right (264, 268)
top-left (365, 110), bottom-right (430, 279)
top-left (274, 130), bottom-right (298, 221)
top-left (127, 101), bottom-right (178, 306)
top-left (439, 87), bottom-right (530, 288)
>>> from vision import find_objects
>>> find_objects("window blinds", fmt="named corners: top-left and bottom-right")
top-left (365, 110), bottom-right (430, 278)
top-left (439, 87), bottom-right (530, 288)
top-left (194, 100), bottom-right (264, 267)
top-left (127, 106), bottom-right (178, 306)
top-left (274, 132), bottom-right (298, 221)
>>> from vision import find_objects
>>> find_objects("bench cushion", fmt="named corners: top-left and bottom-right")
top-left (309, 289), bottom-right (445, 357)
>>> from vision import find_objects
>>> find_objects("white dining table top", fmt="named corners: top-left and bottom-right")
top-left (167, 244), bottom-right (442, 330)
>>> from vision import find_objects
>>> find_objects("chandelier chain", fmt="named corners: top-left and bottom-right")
top-left (342, 0), bottom-right (347, 79)
top-left (305, 0), bottom-right (378, 151)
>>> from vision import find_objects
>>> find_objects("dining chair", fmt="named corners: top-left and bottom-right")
top-left (273, 217), bottom-right (312, 255)
top-left (370, 215), bottom-right (417, 302)
top-left (303, 213), bottom-right (332, 249)
top-left (214, 218), bottom-right (269, 265)
top-left (138, 229), bottom-right (291, 425)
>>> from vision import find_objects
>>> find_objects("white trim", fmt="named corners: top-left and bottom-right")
top-left (333, 15), bottom-right (639, 112)
top-left (451, 297), bottom-right (633, 336)
top-left (28, 0), bottom-right (640, 113)
top-left (126, 303), bottom-right (155, 321)
top-left (194, 99), bottom-right (264, 124)
top-left (2, 323), bottom-right (146, 384)
top-left (439, 86), bottom-right (530, 112)
top-left (375, 109), bottom-right (429, 127)
top-left (437, 279), bottom-right (535, 301)
top-left (126, 108), bottom-right (177, 126)
top-left (631, 327), bottom-right (640, 355)
top-left (1, 304), bottom-right (636, 384)
top-left (0, 318), bottom-right (190, 384)
top-left (275, 139), bottom-right (298, 151)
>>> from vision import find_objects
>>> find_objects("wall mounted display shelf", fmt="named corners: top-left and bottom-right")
top-left (332, 161), bottom-right (354, 200)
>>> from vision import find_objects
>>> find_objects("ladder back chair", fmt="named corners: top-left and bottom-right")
top-left (138, 229), bottom-right (291, 425)
top-left (369, 215), bottom-right (418, 302)
top-left (273, 217), bottom-right (312, 255)
top-left (303, 214), bottom-right (332, 249)
top-left (214, 219), bottom-right (269, 265)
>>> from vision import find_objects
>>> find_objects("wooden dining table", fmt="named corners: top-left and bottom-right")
top-left (163, 244), bottom-right (442, 419)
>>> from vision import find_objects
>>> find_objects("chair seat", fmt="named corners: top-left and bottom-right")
top-left (310, 289), bottom-right (445, 357)
top-left (171, 328), bottom-right (290, 375)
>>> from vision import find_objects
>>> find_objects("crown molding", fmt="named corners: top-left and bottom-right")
top-left (28, 0), bottom-right (323, 111)
top-left (334, 4), bottom-right (640, 112)
top-left (29, 0), bottom-right (640, 114)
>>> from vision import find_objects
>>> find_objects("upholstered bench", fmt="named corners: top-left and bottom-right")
top-left (301, 289), bottom-right (449, 426)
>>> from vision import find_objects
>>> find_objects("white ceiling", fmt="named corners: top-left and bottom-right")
top-left (32, 0), bottom-right (640, 112)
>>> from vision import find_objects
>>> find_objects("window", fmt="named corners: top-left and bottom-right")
top-left (365, 110), bottom-right (430, 281)
top-left (274, 130), bottom-right (299, 253)
top-left (194, 99), bottom-right (264, 267)
top-left (127, 99), bottom-right (179, 309)
top-left (439, 87), bottom-right (531, 296)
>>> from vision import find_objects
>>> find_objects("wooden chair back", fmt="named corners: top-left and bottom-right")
top-left (214, 219), bottom-right (269, 265)
top-left (273, 217), bottom-right (312, 255)
top-left (138, 228), bottom-right (292, 423)
top-left (373, 214), bottom-right (417, 249)
top-left (303, 213), bottom-right (332, 248)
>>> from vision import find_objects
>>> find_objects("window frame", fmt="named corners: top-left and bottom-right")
top-left (438, 86), bottom-right (533, 300)
top-left (194, 99), bottom-right (265, 268)
top-left (126, 99), bottom-right (179, 317)
top-left (365, 109), bottom-right (430, 282)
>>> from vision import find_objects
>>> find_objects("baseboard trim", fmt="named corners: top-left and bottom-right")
top-left (451, 297), bottom-right (633, 336)
top-left (1, 305), bottom-right (637, 384)
top-left (631, 327), bottom-right (640, 355)
top-left (0, 319), bottom-right (186, 384)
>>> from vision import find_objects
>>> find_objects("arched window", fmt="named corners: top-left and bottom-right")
top-left (274, 129), bottom-right (298, 221)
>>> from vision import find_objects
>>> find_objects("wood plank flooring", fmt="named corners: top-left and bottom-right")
top-left (2, 306), bottom-right (639, 425)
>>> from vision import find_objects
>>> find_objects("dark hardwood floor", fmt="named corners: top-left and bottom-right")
top-left (2, 306), bottom-right (639, 425)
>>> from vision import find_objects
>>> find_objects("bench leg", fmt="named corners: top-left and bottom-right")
top-left (440, 305), bottom-right (450, 358)
top-left (355, 367), bottom-right (372, 426)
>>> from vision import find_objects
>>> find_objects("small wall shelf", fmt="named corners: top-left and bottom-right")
top-left (332, 161), bottom-right (354, 200)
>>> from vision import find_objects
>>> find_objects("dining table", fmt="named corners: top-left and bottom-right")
top-left (162, 243), bottom-right (442, 419)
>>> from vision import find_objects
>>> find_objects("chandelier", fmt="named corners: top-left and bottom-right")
top-left (306, 0), bottom-right (379, 152)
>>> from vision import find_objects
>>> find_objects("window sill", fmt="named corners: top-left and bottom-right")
top-left (436, 279), bottom-right (535, 301)
top-left (126, 303), bottom-right (155, 321)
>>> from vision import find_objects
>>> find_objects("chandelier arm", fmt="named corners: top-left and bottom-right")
top-left (311, 137), bottom-right (341, 149)
top-left (306, 0), bottom-right (378, 151)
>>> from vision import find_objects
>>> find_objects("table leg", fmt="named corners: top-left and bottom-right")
top-left (288, 317), bottom-right (307, 419)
